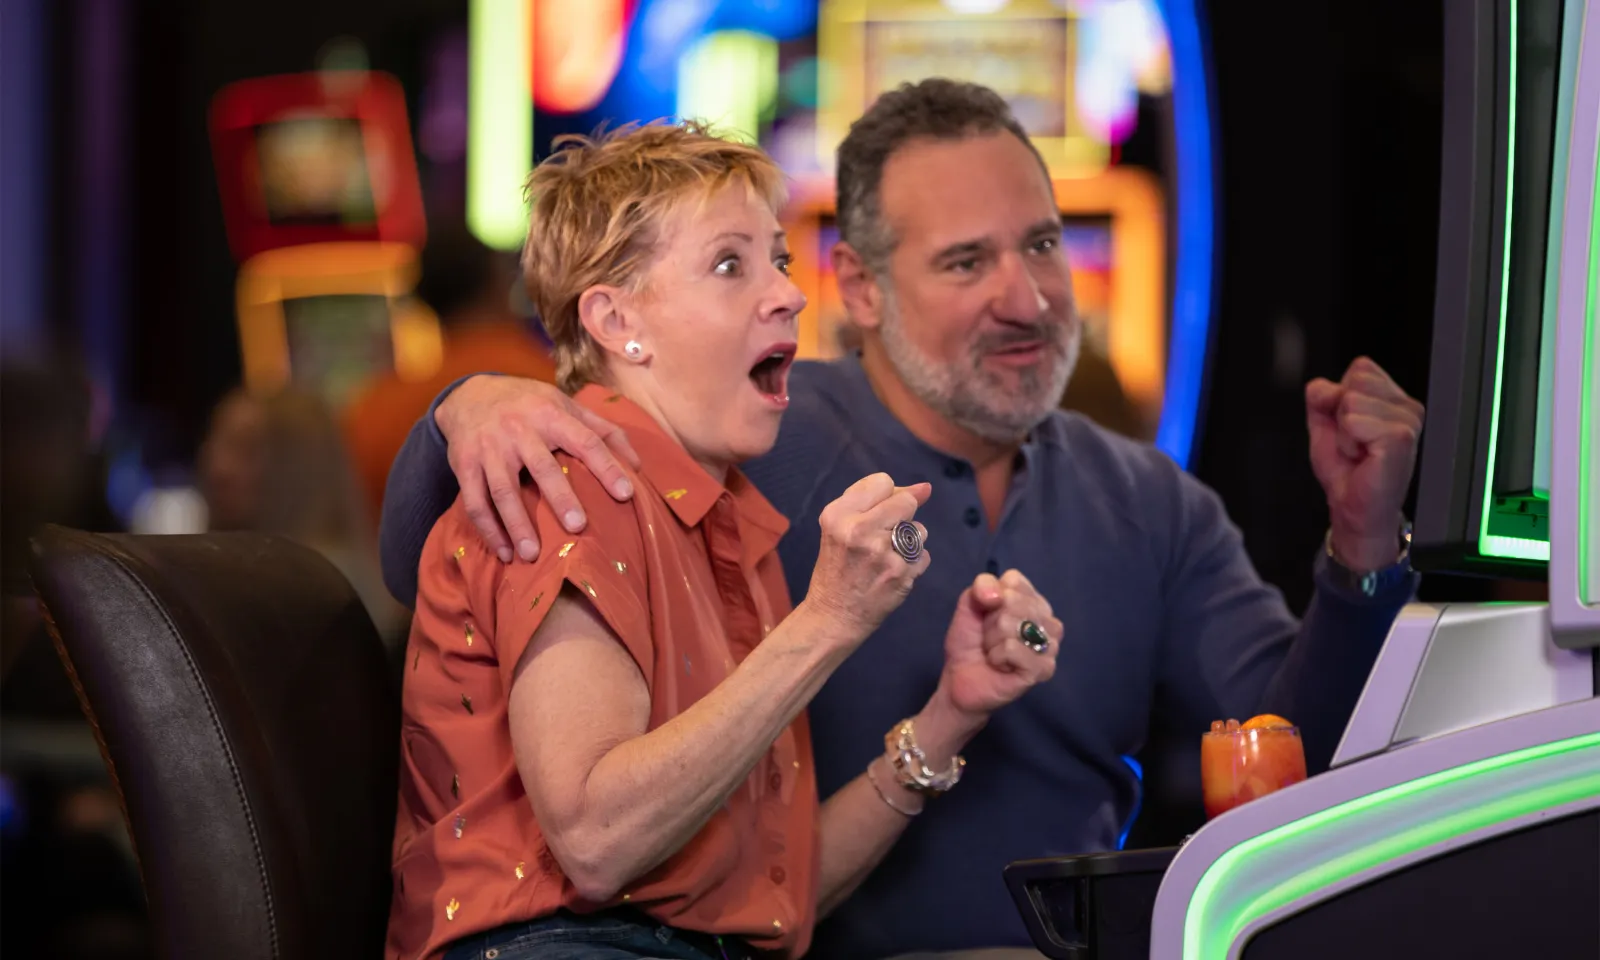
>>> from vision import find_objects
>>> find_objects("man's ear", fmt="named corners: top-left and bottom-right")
top-left (832, 242), bottom-right (887, 332)
top-left (577, 285), bottom-right (643, 360)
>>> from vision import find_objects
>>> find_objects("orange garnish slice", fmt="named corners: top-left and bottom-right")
top-left (1243, 714), bottom-right (1294, 730)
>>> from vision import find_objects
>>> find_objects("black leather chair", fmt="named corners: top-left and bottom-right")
top-left (28, 525), bottom-right (400, 959)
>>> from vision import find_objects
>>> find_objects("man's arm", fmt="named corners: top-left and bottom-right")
top-left (378, 375), bottom-right (641, 606)
top-left (378, 388), bottom-right (464, 606)
top-left (1154, 477), bottom-right (1414, 774)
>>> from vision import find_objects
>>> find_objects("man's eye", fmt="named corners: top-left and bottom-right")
top-left (1030, 236), bottom-right (1060, 254)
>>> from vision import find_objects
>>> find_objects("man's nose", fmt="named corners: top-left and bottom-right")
top-left (992, 252), bottom-right (1048, 321)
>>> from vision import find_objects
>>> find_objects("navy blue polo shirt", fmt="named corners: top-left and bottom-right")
top-left (380, 354), bottom-right (1414, 959)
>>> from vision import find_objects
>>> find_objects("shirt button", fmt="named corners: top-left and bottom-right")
top-left (963, 506), bottom-right (982, 528)
top-left (770, 865), bottom-right (786, 884)
top-left (943, 460), bottom-right (966, 479)
top-left (986, 558), bottom-right (999, 575)
top-left (769, 771), bottom-right (783, 791)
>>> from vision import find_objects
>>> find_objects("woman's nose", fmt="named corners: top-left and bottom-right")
top-left (767, 270), bottom-right (807, 318)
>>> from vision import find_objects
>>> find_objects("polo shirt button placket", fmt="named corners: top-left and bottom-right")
top-left (963, 506), bottom-right (982, 528)
top-left (769, 865), bottom-right (786, 884)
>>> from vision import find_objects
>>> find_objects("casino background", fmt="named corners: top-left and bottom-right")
top-left (1, 1), bottom-right (1496, 956)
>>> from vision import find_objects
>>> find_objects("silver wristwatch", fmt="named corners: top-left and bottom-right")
top-left (1323, 518), bottom-right (1414, 598)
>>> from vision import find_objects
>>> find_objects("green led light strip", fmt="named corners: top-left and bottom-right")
top-left (1183, 731), bottom-right (1600, 960)
top-left (1479, 0), bottom-right (1542, 561)
top-left (468, 0), bottom-right (532, 251)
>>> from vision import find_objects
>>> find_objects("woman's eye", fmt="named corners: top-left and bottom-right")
top-left (714, 255), bottom-right (742, 277)
top-left (774, 254), bottom-right (793, 276)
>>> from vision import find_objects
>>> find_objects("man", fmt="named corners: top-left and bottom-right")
top-left (342, 220), bottom-right (556, 523)
top-left (379, 80), bottom-right (1424, 959)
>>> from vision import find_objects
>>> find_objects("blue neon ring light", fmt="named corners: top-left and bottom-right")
top-left (1151, 0), bottom-right (1218, 470)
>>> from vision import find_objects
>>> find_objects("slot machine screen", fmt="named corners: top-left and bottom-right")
top-left (255, 118), bottom-right (377, 227)
top-left (281, 293), bottom-right (393, 407)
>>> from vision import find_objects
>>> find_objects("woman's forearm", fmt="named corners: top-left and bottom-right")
top-left (816, 686), bottom-right (988, 916)
top-left (547, 600), bottom-right (854, 900)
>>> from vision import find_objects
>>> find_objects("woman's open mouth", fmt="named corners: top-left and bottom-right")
top-left (749, 343), bottom-right (797, 406)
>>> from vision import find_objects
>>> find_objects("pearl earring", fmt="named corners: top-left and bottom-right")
top-left (624, 340), bottom-right (643, 361)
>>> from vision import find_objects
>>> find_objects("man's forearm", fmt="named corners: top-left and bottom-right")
top-left (379, 409), bottom-right (463, 606)
top-left (816, 688), bottom-right (986, 916)
top-left (1259, 568), bottom-right (1416, 772)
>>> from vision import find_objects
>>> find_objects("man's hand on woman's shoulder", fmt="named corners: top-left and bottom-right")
top-left (435, 375), bottom-right (641, 564)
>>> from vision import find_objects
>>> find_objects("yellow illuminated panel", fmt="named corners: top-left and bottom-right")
top-left (469, 0), bottom-right (533, 250)
top-left (818, 0), bottom-right (1108, 177)
top-left (1055, 168), bottom-right (1166, 411)
top-left (235, 242), bottom-right (443, 401)
top-left (783, 167), bottom-right (1165, 419)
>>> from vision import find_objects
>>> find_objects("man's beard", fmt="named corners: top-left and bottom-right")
top-left (875, 288), bottom-right (1080, 444)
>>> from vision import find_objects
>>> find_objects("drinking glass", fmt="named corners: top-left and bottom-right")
top-left (1201, 721), bottom-right (1308, 819)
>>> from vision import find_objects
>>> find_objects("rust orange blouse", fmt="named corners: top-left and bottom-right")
top-left (387, 386), bottom-right (819, 960)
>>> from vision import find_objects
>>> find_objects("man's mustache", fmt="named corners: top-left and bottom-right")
top-left (974, 323), bottom-right (1066, 353)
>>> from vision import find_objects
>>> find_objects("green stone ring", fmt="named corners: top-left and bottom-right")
top-left (1019, 620), bottom-right (1050, 654)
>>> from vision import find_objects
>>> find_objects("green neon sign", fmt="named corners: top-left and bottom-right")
top-left (468, 0), bottom-right (533, 251)
top-left (1479, 0), bottom-right (1535, 561)
top-left (1183, 731), bottom-right (1600, 959)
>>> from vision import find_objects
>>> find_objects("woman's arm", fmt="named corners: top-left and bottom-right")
top-left (815, 569), bottom-right (1064, 916)
top-left (509, 590), bottom-right (851, 902)
top-left (508, 473), bottom-right (934, 902)
top-left (815, 687), bottom-right (984, 917)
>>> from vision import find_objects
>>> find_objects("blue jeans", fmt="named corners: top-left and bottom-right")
top-left (441, 909), bottom-right (759, 960)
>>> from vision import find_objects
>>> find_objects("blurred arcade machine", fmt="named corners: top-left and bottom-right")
top-left (1007, 1), bottom-right (1600, 957)
top-left (783, 0), bottom-right (1216, 462)
top-left (210, 71), bottom-right (440, 410)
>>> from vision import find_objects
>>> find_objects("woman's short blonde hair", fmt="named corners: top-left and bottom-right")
top-left (520, 121), bottom-right (788, 392)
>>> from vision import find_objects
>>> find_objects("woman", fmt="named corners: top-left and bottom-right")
top-left (389, 122), bottom-right (1061, 960)
top-left (199, 386), bottom-right (409, 648)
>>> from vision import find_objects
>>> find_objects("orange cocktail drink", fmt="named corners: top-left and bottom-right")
top-left (1201, 715), bottom-right (1308, 819)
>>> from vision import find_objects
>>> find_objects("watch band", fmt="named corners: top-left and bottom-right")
top-left (1323, 518), bottom-right (1413, 598)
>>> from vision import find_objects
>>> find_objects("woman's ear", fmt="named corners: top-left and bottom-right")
top-left (577, 285), bottom-right (644, 361)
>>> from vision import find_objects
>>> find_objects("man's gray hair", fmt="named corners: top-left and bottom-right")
top-left (835, 78), bottom-right (1047, 274)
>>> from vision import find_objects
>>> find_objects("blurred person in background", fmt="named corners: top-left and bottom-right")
top-left (199, 385), bottom-right (409, 650)
top-left (343, 220), bottom-right (558, 527)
